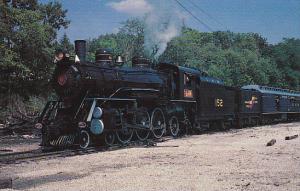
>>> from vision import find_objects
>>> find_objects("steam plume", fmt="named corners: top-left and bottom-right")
top-left (108, 0), bottom-right (186, 58)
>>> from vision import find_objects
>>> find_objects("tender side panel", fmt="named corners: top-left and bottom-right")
top-left (197, 82), bottom-right (235, 120)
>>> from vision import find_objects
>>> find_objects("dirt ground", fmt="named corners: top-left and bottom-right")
top-left (0, 122), bottom-right (300, 191)
top-left (0, 135), bottom-right (40, 153)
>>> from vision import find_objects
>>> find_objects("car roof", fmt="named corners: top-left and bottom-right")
top-left (242, 85), bottom-right (300, 97)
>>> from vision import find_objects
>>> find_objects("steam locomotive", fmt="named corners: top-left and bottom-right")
top-left (36, 40), bottom-right (300, 149)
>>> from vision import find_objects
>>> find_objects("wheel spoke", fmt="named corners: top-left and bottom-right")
top-left (115, 109), bottom-right (133, 144)
top-left (151, 108), bottom-right (166, 139)
top-left (105, 132), bottom-right (115, 146)
top-left (135, 109), bottom-right (150, 141)
top-left (116, 128), bottom-right (133, 144)
top-left (169, 116), bottom-right (179, 137)
top-left (79, 130), bottom-right (90, 149)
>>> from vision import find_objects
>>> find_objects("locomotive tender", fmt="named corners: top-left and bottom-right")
top-left (37, 40), bottom-right (300, 148)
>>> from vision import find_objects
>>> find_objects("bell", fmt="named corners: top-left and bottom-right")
top-left (116, 55), bottom-right (124, 63)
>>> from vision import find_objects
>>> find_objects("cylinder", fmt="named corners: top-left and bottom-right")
top-left (75, 40), bottom-right (86, 62)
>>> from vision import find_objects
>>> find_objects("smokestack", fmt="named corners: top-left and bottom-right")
top-left (75, 40), bottom-right (86, 62)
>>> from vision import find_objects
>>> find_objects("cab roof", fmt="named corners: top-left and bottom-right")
top-left (158, 63), bottom-right (224, 85)
top-left (158, 63), bottom-right (205, 76)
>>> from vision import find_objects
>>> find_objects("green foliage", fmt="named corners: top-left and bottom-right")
top-left (55, 33), bottom-right (74, 53)
top-left (159, 28), bottom-right (290, 88)
top-left (0, 0), bottom-right (69, 88)
top-left (87, 34), bottom-right (118, 61)
top-left (86, 18), bottom-right (145, 64)
top-left (0, 0), bottom-right (70, 120)
top-left (272, 38), bottom-right (300, 89)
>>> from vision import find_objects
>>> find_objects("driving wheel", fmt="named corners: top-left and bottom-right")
top-left (151, 107), bottom-right (166, 139)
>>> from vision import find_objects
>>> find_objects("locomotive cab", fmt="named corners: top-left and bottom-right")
top-left (157, 63), bottom-right (199, 132)
top-left (157, 63), bottom-right (199, 101)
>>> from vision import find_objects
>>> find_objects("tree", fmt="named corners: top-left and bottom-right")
top-left (116, 18), bottom-right (145, 62)
top-left (0, 0), bottom-right (70, 120)
top-left (86, 19), bottom-right (145, 64)
top-left (57, 33), bottom-right (73, 53)
top-left (160, 27), bottom-right (283, 88)
top-left (272, 38), bottom-right (300, 89)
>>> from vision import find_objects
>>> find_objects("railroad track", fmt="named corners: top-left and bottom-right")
top-left (0, 136), bottom-right (174, 165)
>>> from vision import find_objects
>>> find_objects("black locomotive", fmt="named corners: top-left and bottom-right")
top-left (36, 40), bottom-right (300, 148)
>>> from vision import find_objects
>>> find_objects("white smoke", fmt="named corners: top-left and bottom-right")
top-left (143, 2), bottom-right (185, 58)
top-left (108, 0), bottom-right (185, 58)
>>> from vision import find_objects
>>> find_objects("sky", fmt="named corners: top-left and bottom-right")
top-left (40, 0), bottom-right (300, 44)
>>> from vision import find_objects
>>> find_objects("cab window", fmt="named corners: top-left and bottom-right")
top-left (183, 73), bottom-right (193, 98)
top-left (184, 73), bottom-right (192, 87)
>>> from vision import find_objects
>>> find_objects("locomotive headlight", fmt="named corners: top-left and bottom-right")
top-left (54, 51), bottom-right (64, 63)
top-left (92, 107), bottom-right (103, 119)
top-left (54, 50), bottom-right (70, 63)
